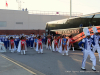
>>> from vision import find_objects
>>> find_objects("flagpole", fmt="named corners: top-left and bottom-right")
top-left (5, 0), bottom-right (6, 9)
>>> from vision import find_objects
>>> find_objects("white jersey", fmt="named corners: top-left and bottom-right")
top-left (86, 39), bottom-right (91, 50)
top-left (94, 35), bottom-right (99, 46)
top-left (82, 38), bottom-right (91, 50)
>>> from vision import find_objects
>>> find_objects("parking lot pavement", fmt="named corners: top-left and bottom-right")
top-left (0, 53), bottom-right (37, 75)
top-left (1, 46), bottom-right (100, 75)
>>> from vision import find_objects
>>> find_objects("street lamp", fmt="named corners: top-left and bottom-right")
top-left (70, 0), bottom-right (72, 17)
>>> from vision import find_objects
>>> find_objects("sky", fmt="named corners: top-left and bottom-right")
top-left (0, 0), bottom-right (100, 15)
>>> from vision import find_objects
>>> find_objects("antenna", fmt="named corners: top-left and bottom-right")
top-left (16, 0), bottom-right (24, 10)
top-left (16, 0), bottom-right (21, 10)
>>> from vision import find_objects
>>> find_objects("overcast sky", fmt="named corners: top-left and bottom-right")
top-left (0, 0), bottom-right (100, 15)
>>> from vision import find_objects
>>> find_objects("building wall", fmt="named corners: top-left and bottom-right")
top-left (0, 9), bottom-right (29, 30)
top-left (0, 9), bottom-right (67, 34)
top-left (0, 30), bottom-right (45, 35)
top-left (28, 15), bottom-right (67, 30)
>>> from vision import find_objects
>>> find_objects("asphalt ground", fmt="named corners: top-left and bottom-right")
top-left (0, 45), bottom-right (100, 75)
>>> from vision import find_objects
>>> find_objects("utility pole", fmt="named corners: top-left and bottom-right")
top-left (70, 0), bottom-right (72, 17)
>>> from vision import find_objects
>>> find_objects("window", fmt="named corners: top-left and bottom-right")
top-left (16, 22), bottom-right (23, 24)
top-left (0, 21), bottom-right (7, 27)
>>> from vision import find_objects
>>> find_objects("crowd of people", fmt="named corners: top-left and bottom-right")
top-left (46, 34), bottom-right (75, 55)
top-left (0, 33), bottom-right (75, 55)
top-left (0, 34), bottom-right (46, 54)
top-left (0, 26), bottom-right (100, 71)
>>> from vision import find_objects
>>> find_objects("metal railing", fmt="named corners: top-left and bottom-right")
top-left (28, 10), bottom-right (83, 17)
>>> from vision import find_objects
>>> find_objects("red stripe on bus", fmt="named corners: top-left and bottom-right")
top-left (73, 27), bottom-right (100, 43)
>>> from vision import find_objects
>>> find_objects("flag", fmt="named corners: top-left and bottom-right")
top-left (56, 12), bottom-right (59, 14)
top-left (6, 1), bottom-right (8, 7)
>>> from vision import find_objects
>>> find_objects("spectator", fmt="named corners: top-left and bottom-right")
top-left (25, 8), bottom-right (27, 11)
top-left (22, 8), bottom-right (24, 11)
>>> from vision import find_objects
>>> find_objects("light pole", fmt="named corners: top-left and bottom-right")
top-left (70, 0), bottom-right (72, 17)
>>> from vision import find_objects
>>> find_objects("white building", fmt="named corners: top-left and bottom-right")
top-left (0, 9), bottom-right (81, 35)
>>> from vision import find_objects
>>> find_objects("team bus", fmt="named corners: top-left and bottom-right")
top-left (45, 12), bottom-right (100, 49)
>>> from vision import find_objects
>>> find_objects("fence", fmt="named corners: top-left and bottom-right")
top-left (28, 10), bottom-right (83, 17)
